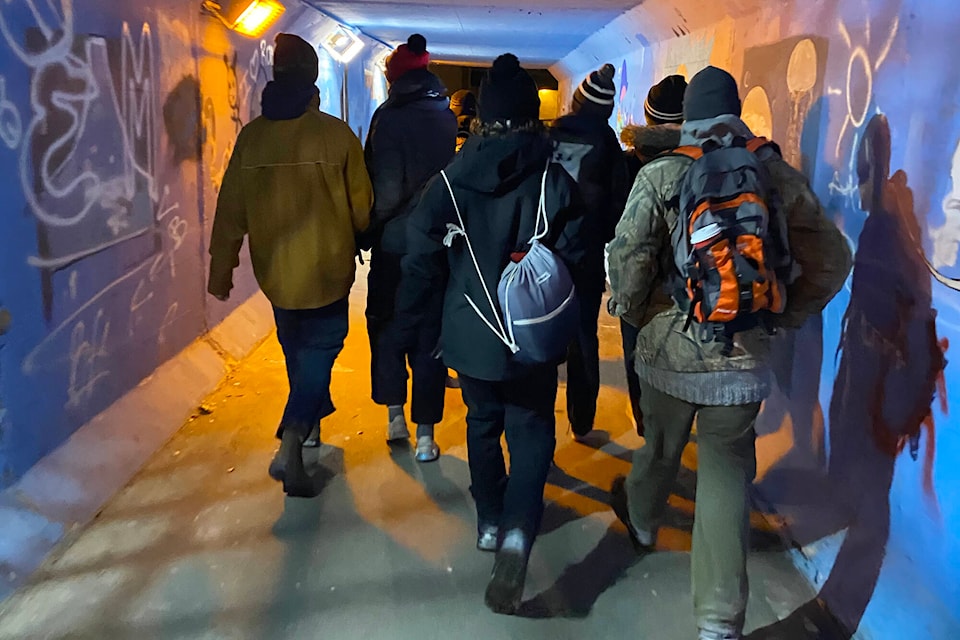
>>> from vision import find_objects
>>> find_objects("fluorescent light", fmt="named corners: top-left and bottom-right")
top-left (232, 0), bottom-right (285, 38)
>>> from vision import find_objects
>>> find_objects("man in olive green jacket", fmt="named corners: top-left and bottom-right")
top-left (208, 34), bottom-right (373, 496)
top-left (606, 66), bottom-right (851, 640)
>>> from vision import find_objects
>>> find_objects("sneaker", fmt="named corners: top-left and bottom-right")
top-left (387, 414), bottom-right (410, 442)
top-left (610, 476), bottom-right (655, 554)
top-left (302, 424), bottom-right (321, 448)
top-left (415, 436), bottom-right (440, 462)
top-left (477, 524), bottom-right (499, 552)
top-left (484, 548), bottom-right (529, 615)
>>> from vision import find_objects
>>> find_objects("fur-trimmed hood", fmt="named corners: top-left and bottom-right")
top-left (619, 123), bottom-right (682, 156)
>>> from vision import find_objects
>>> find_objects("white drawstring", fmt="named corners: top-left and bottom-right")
top-left (440, 170), bottom-right (518, 353)
top-left (439, 163), bottom-right (551, 356)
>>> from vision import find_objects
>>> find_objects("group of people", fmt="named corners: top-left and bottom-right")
top-left (208, 31), bottom-right (850, 640)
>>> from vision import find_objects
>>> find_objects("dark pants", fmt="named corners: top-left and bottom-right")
top-left (566, 285), bottom-right (603, 435)
top-left (625, 380), bottom-right (760, 638)
top-left (273, 298), bottom-right (350, 439)
top-left (366, 248), bottom-right (446, 425)
top-left (620, 319), bottom-right (643, 431)
top-left (459, 367), bottom-right (558, 539)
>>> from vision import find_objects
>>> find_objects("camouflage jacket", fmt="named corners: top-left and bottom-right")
top-left (607, 115), bottom-right (852, 406)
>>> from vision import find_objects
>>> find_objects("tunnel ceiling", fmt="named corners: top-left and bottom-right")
top-left (303, 1), bottom-right (640, 67)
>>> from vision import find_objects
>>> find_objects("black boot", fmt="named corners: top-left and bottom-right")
top-left (484, 529), bottom-right (530, 615)
top-left (268, 428), bottom-right (312, 497)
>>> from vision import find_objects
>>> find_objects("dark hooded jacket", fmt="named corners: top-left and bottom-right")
top-left (549, 113), bottom-right (629, 288)
top-left (393, 132), bottom-right (586, 381)
top-left (363, 68), bottom-right (457, 254)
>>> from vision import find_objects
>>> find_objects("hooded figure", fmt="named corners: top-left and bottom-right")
top-left (549, 63), bottom-right (630, 439)
top-left (392, 53), bottom-right (586, 615)
top-left (606, 66), bottom-right (851, 640)
top-left (208, 33), bottom-right (373, 495)
top-left (363, 34), bottom-right (457, 462)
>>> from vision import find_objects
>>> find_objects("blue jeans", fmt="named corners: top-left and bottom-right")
top-left (273, 298), bottom-right (350, 439)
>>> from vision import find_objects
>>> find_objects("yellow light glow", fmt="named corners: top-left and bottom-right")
top-left (232, 0), bottom-right (285, 38)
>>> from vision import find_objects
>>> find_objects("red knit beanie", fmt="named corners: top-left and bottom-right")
top-left (386, 34), bottom-right (430, 84)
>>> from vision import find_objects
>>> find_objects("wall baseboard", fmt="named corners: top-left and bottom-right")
top-left (0, 293), bottom-right (275, 603)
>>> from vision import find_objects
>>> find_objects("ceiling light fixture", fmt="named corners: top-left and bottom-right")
top-left (320, 23), bottom-right (364, 64)
top-left (200, 0), bottom-right (286, 38)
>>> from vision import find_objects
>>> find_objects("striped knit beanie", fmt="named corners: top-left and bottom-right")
top-left (573, 63), bottom-right (616, 118)
top-left (644, 75), bottom-right (687, 124)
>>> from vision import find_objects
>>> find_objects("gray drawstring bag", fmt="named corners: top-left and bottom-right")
top-left (441, 164), bottom-right (578, 365)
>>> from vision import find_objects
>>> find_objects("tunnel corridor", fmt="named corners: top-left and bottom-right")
top-left (1, 1), bottom-right (959, 638)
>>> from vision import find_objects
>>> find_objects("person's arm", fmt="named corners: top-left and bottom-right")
top-left (393, 178), bottom-right (450, 344)
top-left (343, 131), bottom-right (373, 234)
top-left (367, 113), bottom-right (407, 227)
top-left (208, 129), bottom-right (248, 301)
top-left (606, 166), bottom-right (670, 326)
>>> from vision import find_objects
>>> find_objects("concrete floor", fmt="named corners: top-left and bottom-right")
top-left (0, 282), bottom-right (821, 640)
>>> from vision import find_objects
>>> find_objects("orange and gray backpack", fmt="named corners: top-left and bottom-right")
top-left (666, 136), bottom-right (795, 348)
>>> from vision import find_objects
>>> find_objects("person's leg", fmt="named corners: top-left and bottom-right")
top-left (269, 300), bottom-right (349, 495)
top-left (621, 380), bottom-right (697, 545)
top-left (500, 366), bottom-right (559, 538)
top-left (485, 365), bottom-right (558, 614)
top-left (691, 402), bottom-right (760, 640)
top-left (620, 319), bottom-right (644, 435)
top-left (567, 287), bottom-right (602, 437)
top-left (366, 249), bottom-right (410, 441)
top-left (410, 291), bottom-right (447, 461)
top-left (459, 375), bottom-right (507, 542)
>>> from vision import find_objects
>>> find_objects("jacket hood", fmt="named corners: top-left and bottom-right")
top-left (261, 79), bottom-right (319, 121)
top-left (620, 124), bottom-right (681, 154)
top-left (388, 68), bottom-right (449, 108)
top-left (450, 131), bottom-right (552, 195)
top-left (680, 114), bottom-right (755, 147)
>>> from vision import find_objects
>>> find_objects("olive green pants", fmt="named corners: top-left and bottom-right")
top-left (626, 380), bottom-right (760, 638)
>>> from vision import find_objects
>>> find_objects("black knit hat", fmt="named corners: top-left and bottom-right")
top-left (479, 54), bottom-right (540, 124)
top-left (573, 64), bottom-right (616, 118)
top-left (684, 66), bottom-right (742, 122)
top-left (644, 75), bottom-right (687, 124)
top-left (273, 33), bottom-right (319, 84)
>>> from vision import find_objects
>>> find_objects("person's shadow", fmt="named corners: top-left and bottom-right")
top-left (748, 114), bottom-right (948, 639)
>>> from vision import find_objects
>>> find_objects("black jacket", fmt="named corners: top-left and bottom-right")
top-left (550, 112), bottom-right (629, 286)
top-left (394, 132), bottom-right (586, 381)
top-left (363, 69), bottom-right (457, 254)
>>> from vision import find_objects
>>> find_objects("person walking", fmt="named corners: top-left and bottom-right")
top-left (392, 53), bottom-right (585, 615)
top-left (550, 64), bottom-right (629, 441)
top-left (606, 66), bottom-right (851, 640)
top-left (450, 88), bottom-right (478, 152)
top-left (208, 33), bottom-right (373, 496)
top-left (363, 34), bottom-right (457, 462)
top-left (616, 74), bottom-right (686, 434)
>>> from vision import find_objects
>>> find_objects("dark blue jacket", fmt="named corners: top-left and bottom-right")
top-left (363, 69), bottom-right (457, 254)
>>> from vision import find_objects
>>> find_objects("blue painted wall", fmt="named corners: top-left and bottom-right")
top-left (555, 0), bottom-right (960, 636)
top-left (0, 0), bottom-right (383, 488)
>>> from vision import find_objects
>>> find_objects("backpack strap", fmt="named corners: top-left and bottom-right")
top-left (660, 145), bottom-right (703, 161)
top-left (439, 170), bottom-right (519, 354)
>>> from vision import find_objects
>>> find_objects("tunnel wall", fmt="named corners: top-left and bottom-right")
top-left (553, 0), bottom-right (960, 636)
top-left (0, 1), bottom-right (386, 489)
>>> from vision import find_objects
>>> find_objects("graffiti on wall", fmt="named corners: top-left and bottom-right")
top-left (0, 0), bottom-right (197, 415)
top-left (742, 36), bottom-right (829, 170)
